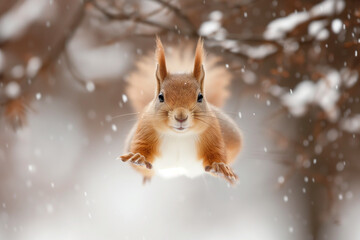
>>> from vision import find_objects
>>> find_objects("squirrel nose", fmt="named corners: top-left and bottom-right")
top-left (175, 115), bottom-right (188, 123)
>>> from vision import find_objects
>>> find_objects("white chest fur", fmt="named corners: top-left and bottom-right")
top-left (152, 133), bottom-right (204, 178)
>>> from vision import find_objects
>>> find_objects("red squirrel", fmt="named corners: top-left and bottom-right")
top-left (119, 37), bottom-right (242, 184)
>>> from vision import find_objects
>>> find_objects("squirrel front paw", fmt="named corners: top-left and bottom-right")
top-left (205, 162), bottom-right (238, 185)
top-left (119, 152), bottom-right (152, 169)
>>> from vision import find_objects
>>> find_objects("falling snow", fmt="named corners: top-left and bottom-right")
top-left (0, 0), bottom-right (359, 239)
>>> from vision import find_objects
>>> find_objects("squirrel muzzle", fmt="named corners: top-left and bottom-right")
top-left (171, 108), bottom-right (191, 132)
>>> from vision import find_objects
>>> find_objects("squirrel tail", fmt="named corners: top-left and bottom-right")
top-left (125, 42), bottom-right (232, 112)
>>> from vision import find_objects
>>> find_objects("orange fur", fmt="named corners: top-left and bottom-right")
top-left (198, 113), bottom-right (227, 167)
top-left (155, 36), bottom-right (167, 90)
top-left (126, 40), bottom-right (232, 112)
top-left (130, 118), bottom-right (160, 164)
top-left (128, 117), bottom-right (159, 180)
top-left (121, 38), bottom-right (242, 184)
top-left (193, 38), bottom-right (205, 89)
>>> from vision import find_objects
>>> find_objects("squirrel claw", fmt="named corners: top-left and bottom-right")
top-left (119, 152), bottom-right (152, 169)
top-left (205, 162), bottom-right (238, 185)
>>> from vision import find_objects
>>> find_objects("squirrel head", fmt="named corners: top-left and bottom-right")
top-left (151, 37), bottom-right (210, 134)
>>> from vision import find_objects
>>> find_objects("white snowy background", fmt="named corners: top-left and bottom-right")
top-left (0, 0), bottom-right (360, 239)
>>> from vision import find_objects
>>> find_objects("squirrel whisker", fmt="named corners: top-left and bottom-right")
top-left (110, 112), bottom-right (140, 119)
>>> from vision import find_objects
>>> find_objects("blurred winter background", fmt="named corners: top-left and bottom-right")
top-left (0, 0), bottom-right (360, 239)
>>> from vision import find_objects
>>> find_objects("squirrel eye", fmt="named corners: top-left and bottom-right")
top-left (197, 93), bottom-right (203, 103)
top-left (158, 92), bottom-right (164, 102)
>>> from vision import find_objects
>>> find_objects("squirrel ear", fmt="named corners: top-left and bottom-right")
top-left (155, 36), bottom-right (167, 84)
top-left (193, 38), bottom-right (205, 90)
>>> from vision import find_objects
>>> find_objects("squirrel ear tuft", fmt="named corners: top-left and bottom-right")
top-left (193, 38), bottom-right (205, 88)
top-left (155, 36), bottom-right (167, 83)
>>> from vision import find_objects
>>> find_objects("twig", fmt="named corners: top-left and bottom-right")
top-left (149, 0), bottom-right (198, 36)
top-left (91, 1), bottom-right (177, 34)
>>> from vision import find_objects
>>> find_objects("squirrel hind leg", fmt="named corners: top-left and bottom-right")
top-left (142, 176), bottom-right (152, 185)
top-left (132, 164), bottom-right (154, 185)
